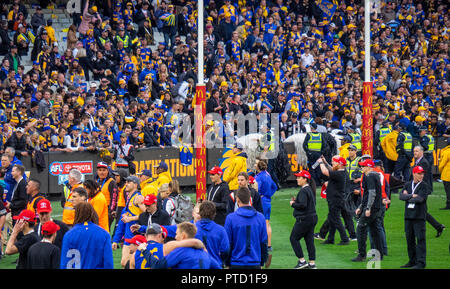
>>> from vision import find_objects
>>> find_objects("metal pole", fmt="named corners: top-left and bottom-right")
top-left (197, 0), bottom-right (204, 84)
top-left (364, 0), bottom-right (370, 82)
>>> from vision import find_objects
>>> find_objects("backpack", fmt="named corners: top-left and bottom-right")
top-left (173, 194), bottom-right (193, 224)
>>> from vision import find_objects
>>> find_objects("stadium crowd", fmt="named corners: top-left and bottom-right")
top-left (0, 0), bottom-right (448, 270)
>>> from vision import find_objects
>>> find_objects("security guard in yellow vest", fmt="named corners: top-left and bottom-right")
top-left (302, 123), bottom-right (327, 185)
top-left (394, 124), bottom-right (413, 182)
top-left (374, 121), bottom-right (391, 168)
top-left (346, 145), bottom-right (362, 194)
top-left (25, 179), bottom-right (45, 220)
top-left (115, 28), bottom-right (131, 51)
top-left (418, 126), bottom-right (435, 166)
top-left (347, 125), bottom-right (362, 156)
top-left (62, 169), bottom-right (84, 226)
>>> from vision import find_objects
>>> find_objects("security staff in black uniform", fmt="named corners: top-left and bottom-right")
top-left (352, 159), bottom-right (384, 262)
top-left (290, 170), bottom-right (317, 269)
top-left (394, 124), bottom-right (413, 182)
top-left (374, 121), bottom-right (391, 169)
top-left (302, 123), bottom-right (328, 186)
top-left (412, 146), bottom-right (445, 237)
top-left (399, 166), bottom-right (429, 269)
top-left (418, 127), bottom-right (435, 168)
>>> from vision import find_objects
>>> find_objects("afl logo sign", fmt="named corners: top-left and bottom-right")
top-left (50, 162), bottom-right (63, 176)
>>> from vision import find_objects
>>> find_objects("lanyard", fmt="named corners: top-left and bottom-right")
top-left (411, 181), bottom-right (422, 195)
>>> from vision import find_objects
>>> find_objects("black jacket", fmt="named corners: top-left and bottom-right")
top-left (227, 187), bottom-right (263, 215)
top-left (414, 157), bottom-right (433, 193)
top-left (359, 172), bottom-right (383, 213)
top-left (206, 181), bottom-right (230, 226)
top-left (10, 178), bottom-right (27, 216)
top-left (399, 180), bottom-right (429, 220)
top-left (5, 132), bottom-right (27, 156)
top-left (138, 209), bottom-right (171, 228)
top-left (292, 185), bottom-right (317, 219)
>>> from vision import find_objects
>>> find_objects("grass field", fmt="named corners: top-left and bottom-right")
top-left (1, 183), bottom-right (449, 269)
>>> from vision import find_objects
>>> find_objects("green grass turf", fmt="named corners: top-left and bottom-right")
top-left (1, 183), bottom-right (449, 269)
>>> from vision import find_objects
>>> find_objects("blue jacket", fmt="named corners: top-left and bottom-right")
top-left (143, 246), bottom-right (221, 269)
top-left (224, 206), bottom-right (268, 266)
top-left (255, 170), bottom-right (277, 201)
top-left (195, 219), bottom-right (230, 266)
top-left (60, 221), bottom-right (114, 269)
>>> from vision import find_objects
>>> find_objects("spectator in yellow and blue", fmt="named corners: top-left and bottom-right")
top-left (263, 15), bottom-right (277, 46)
top-left (410, 75), bottom-right (425, 93)
top-left (219, 0), bottom-right (237, 24)
top-left (333, 67), bottom-right (345, 87)
top-left (82, 29), bottom-right (96, 51)
top-left (285, 92), bottom-right (302, 117)
top-left (331, 34), bottom-right (345, 60)
top-left (123, 2), bottom-right (134, 26)
top-left (139, 61), bottom-right (155, 82)
top-left (229, 31), bottom-right (242, 62)
top-left (112, 2), bottom-right (123, 25)
top-left (267, 59), bottom-right (285, 87)
top-left (374, 75), bottom-right (387, 99)
top-left (117, 63), bottom-right (134, 83)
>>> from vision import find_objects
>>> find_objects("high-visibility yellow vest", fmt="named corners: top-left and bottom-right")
top-left (350, 133), bottom-right (362, 151)
top-left (379, 128), bottom-right (391, 143)
top-left (402, 132), bottom-right (413, 151)
top-left (426, 135), bottom-right (435, 152)
top-left (307, 133), bottom-right (322, 152)
top-left (62, 183), bottom-right (83, 225)
top-left (346, 156), bottom-right (361, 180)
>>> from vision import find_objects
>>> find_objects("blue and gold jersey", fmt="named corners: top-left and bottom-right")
top-left (135, 241), bottom-right (164, 269)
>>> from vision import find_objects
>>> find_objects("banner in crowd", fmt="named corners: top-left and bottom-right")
top-left (315, 0), bottom-right (337, 20)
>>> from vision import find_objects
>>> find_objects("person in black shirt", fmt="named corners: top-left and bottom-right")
top-left (290, 170), bottom-right (317, 269)
top-left (206, 166), bottom-right (230, 226)
top-left (5, 209), bottom-right (40, 269)
top-left (319, 156), bottom-right (351, 245)
top-left (399, 166), bottom-right (429, 269)
top-left (352, 159), bottom-right (384, 262)
top-left (27, 220), bottom-right (60, 269)
top-left (35, 199), bottom-right (69, 249)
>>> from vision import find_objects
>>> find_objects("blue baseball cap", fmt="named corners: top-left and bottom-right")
top-left (72, 126), bottom-right (81, 131)
top-left (43, 126), bottom-right (51, 131)
top-left (82, 127), bottom-right (90, 133)
top-left (92, 127), bottom-right (100, 132)
top-left (138, 169), bottom-right (152, 177)
top-left (154, 161), bottom-right (168, 171)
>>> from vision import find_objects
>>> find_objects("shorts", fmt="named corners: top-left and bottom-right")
top-left (262, 200), bottom-right (271, 220)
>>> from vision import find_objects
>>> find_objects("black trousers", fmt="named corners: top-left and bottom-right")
top-left (405, 219), bottom-right (426, 268)
top-left (444, 181), bottom-right (450, 208)
top-left (356, 210), bottom-right (383, 258)
top-left (318, 211), bottom-right (356, 239)
top-left (326, 201), bottom-right (351, 243)
top-left (393, 155), bottom-right (411, 182)
top-left (290, 215), bottom-right (317, 260)
top-left (426, 213), bottom-right (442, 230)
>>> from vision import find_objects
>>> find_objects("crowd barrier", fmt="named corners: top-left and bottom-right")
top-left (20, 137), bottom-right (448, 196)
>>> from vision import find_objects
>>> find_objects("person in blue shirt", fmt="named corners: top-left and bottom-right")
top-left (60, 202), bottom-right (113, 269)
top-left (254, 159), bottom-right (277, 266)
top-left (140, 222), bottom-right (221, 269)
top-left (133, 223), bottom-right (206, 269)
top-left (224, 186), bottom-right (268, 269)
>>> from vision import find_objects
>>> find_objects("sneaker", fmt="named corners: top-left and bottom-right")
top-left (436, 226), bottom-right (445, 238)
top-left (294, 260), bottom-right (309, 269)
top-left (351, 255), bottom-right (366, 262)
top-left (314, 233), bottom-right (325, 241)
top-left (337, 241), bottom-right (350, 245)
top-left (268, 246), bottom-right (273, 253)
top-left (308, 263), bottom-right (317, 269)
top-left (350, 237), bottom-right (358, 241)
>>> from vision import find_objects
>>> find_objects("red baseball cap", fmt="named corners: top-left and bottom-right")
top-left (41, 221), bottom-right (60, 236)
top-left (208, 166), bottom-right (223, 175)
top-left (12, 209), bottom-right (36, 222)
top-left (125, 234), bottom-right (147, 246)
top-left (36, 199), bottom-right (52, 213)
top-left (143, 194), bottom-right (158, 206)
top-left (294, 170), bottom-right (311, 179)
top-left (332, 156), bottom-right (347, 166)
top-left (249, 175), bottom-right (255, 184)
top-left (413, 166), bottom-right (425, 174)
top-left (358, 159), bottom-right (375, 168)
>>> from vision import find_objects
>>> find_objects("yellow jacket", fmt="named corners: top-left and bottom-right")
top-left (339, 143), bottom-right (350, 159)
top-left (381, 130), bottom-right (399, 161)
top-left (223, 152), bottom-right (247, 191)
top-left (45, 26), bottom-right (56, 44)
top-left (438, 145), bottom-right (450, 182)
top-left (141, 171), bottom-right (172, 197)
top-left (89, 192), bottom-right (109, 232)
